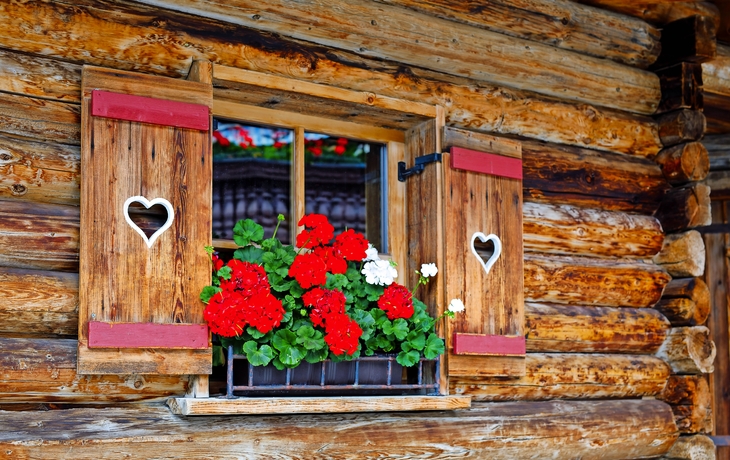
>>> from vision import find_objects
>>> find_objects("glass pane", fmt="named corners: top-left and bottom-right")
top-left (304, 133), bottom-right (386, 252)
top-left (212, 121), bottom-right (293, 243)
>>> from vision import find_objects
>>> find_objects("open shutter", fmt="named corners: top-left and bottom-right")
top-left (78, 66), bottom-right (212, 375)
top-left (406, 125), bottom-right (524, 381)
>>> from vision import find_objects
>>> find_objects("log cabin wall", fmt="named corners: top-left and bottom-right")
top-left (0, 0), bottom-right (723, 458)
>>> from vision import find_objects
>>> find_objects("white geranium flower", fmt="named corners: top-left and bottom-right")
top-left (420, 263), bottom-right (438, 278)
top-left (364, 244), bottom-right (380, 262)
top-left (361, 259), bottom-right (398, 286)
top-left (448, 298), bottom-right (465, 313)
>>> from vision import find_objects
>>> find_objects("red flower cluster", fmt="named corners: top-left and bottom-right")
top-left (204, 259), bottom-right (284, 338)
top-left (296, 214), bottom-right (334, 249)
top-left (377, 283), bottom-right (414, 320)
top-left (303, 287), bottom-right (362, 355)
top-left (334, 229), bottom-right (369, 261)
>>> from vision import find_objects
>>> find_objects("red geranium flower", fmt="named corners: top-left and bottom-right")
top-left (242, 291), bottom-right (285, 334)
top-left (377, 283), bottom-right (414, 320)
top-left (288, 252), bottom-right (328, 289)
top-left (302, 287), bottom-right (347, 328)
top-left (213, 131), bottom-right (230, 147)
top-left (204, 291), bottom-right (246, 337)
top-left (222, 259), bottom-right (270, 297)
top-left (313, 246), bottom-right (347, 275)
top-left (296, 214), bottom-right (334, 249)
top-left (211, 253), bottom-right (224, 272)
top-left (324, 313), bottom-right (363, 356)
top-left (334, 229), bottom-right (369, 261)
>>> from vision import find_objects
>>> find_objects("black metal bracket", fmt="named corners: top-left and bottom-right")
top-left (398, 153), bottom-right (442, 182)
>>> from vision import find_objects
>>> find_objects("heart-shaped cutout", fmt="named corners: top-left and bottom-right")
top-left (123, 196), bottom-right (175, 248)
top-left (471, 232), bottom-right (502, 276)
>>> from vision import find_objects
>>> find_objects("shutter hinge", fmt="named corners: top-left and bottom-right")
top-left (398, 153), bottom-right (442, 182)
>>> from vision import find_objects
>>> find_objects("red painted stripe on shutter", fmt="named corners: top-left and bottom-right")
top-left (88, 321), bottom-right (209, 349)
top-left (450, 146), bottom-right (523, 179)
top-left (452, 333), bottom-right (526, 356)
top-left (91, 90), bottom-right (209, 131)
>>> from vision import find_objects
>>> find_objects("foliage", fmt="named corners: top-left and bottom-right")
top-left (200, 214), bottom-right (454, 369)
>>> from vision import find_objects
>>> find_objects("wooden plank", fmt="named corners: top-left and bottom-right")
top-left (168, 395), bottom-right (472, 415)
top-left (442, 126), bottom-right (521, 159)
top-left (0, 0), bottom-right (663, 157)
top-left (451, 353), bottom-right (671, 401)
top-left (452, 334), bottom-right (525, 356)
top-left (449, 147), bottom-right (522, 180)
top-left (135, 0), bottom-right (661, 114)
top-left (90, 90), bottom-right (209, 130)
top-left (0, 400), bottom-right (678, 459)
top-left (704, 132), bottom-right (730, 170)
top-left (88, 322), bottom-right (209, 349)
top-left (524, 254), bottom-right (671, 308)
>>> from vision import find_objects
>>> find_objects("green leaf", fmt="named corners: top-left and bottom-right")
top-left (211, 345), bottom-right (226, 367)
top-left (296, 325), bottom-right (325, 351)
top-left (325, 273), bottom-right (349, 290)
top-left (396, 350), bottom-right (420, 367)
top-left (406, 330), bottom-right (426, 351)
top-left (272, 329), bottom-right (297, 351)
top-left (233, 246), bottom-right (264, 263)
top-left (233, 219), bottom-right (265, 246)
top-left (424, 333), bottom-right (445, 359)
top-left (349, 309), bottom-right (375, 342)
top-left (364, 283), bottom-right (384, 301)
top-left (216, 265), bottom-right (232, 281)
top-left (245, 326), bottom-right (266, 340)
top-left (278, 344), bottom-right (306, 367)
top-left (305, 347), bottom-right (329, 363)
top-left (383, 318), bottom-right (409, 341)
top-left (242, 341), bottom-right (274, 366)
top-left (199, 286), bottom-right (221, 303)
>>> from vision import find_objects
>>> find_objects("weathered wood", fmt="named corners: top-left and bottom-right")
top-left (703, 92), bottom-right (730, 135)
top-left (657, 326), bottom-right (717, 374)
top-left (0, 92), bottom-right (80, 145)
top-left (524, 254), bottom-right (671, 308)
top-left (660, 277), bottom-right (711, 327)
top-left (0, 199), bottom-right (79, 272)
top-left (169, 395), bottom-right (472, 415)
top-left (0, 48), bottom-right (81, 102)
top-left (704, 170), bottom-right (730, 199)
top-left (660, 375), bottom-right (713, 434)
top-left (656, 62), bottom-right (704, 114)
top-left (450, 353), bottom-right (670, 401)
top-left (0, 267), bottom-right (78, 337)
top-left (654, 230), bottom-right (707, 277)
top-left (655, 110), bottom-right (707, 148)
top-left (704, 132), bottom-right (730, 170)
top-left (523, 202), bottom-right (665, 258)
top-left (662, 435), bottom-right (717, 460)
top-left (522, 140), bottom-right (670, 214)
top-left (654, 142), bottom-right (710, 185)
top-left (0, 133), bottom-right (80, 206)
top-left (655, 183), bottom-right (712, 233)
top-left (0, 400), bottom-right (679, 459)
top-left (573, 1), bottom-right (720, 27)
top-left (373, 0), bottom-right (661, 68)
top-left (652, 15), bottom-right (717, 69)
top-left (702, 43), bottom-right (730, 98)
top-left (525, 303), bottom-right (670, 354)
top-left (0, 2), bottom-right (663, 157)
top-left (133, 0), bottom-right (661, 114)
top-left (0, 338), bottom-right (188, 403)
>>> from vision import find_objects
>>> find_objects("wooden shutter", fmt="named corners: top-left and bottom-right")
top-left (78, 66), bottom-right (212, 375)
top-left (406, 125), bottom-right (524, 381)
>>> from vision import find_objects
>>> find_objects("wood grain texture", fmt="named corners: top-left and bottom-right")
top-left (78, 66), bottom-right (212, 375)
top-left (0, 47), bottom-right (82, 102)
top-left (657, 326), bottom-right (717, 374)
top-left (374, 0), bottom-right (661, 67)
top-left (662, 434), bottom-right (717, 460)
top-left (450, 353), bottom-right (671, 401)
top-left (573, 1), bottom-right (720, 27)
top-left (660, 375), bottom-right (713, 434)
top-left (655, 183), bottom-right (712, 233)
top-left (0, 199), bottom-right (79, 272)
top-left (523, 201), bottom-right (665, 259)
top-left (654, 230), bottom-right (706, 278)
top-left (0, 267), bottom-right (78, 337)
top-left (134, 0), bottom-right (661, 114)
top-left (0, 338), bottom-right (189, 403)
top-left (0, 92), bottom-right (80, 145)
top-left (0, 0), bottom-right (663, 156)
top-left (655, 110), bottom-right (706, 148)
top-left (660, 277), bottom-right (711, 327)
top-left (525, 303), bottom-right (670, 354)
top-left (0, 400), bottom-right (679, 459)
top-left (524, 253), bottom-right (671, 308)
top-left (654, 142), bottom-right (710, 185)
top-left (656, 62), bottom-right (704, 114)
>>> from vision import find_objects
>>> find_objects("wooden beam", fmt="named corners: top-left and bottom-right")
top-left (656, 62), bottom-right (704, 114)
top-left (654, 183), bottom-right (712, 233)
top-left (703, 132), bottom-right (730, 170)
top-left (525, 303), bottom-right (670, 354)
top-left (654, 142), bottom-right (710, 185)
top-left (659, 375), bottom-right (713, 434)
top-left (373, 0), bottom-right (661, 68)
top-left (656, 326), bottom-right (717, 374)
top-left (132, 0), bottom-right (661, 114)
top-left (524, 254), bottom-right (671, 308)
top-left (0, 400), bottom-right (679, 459)
top-left (651, 15), bottom-right (717, 69)
top-left (653, 230), bottom-right (706, 277)
top-left (572, 1), bottom-right (720, 27)
top-left (659, 277), bottom-right (711, 327)
top-left (654, 110), bottom-right (706, 148)
top-left (0, 92), bottom-right (80, 145)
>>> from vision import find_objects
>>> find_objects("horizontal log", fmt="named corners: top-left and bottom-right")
top-left (524, 253), bottom-right (671, 308)
top-left (656, 326), bottom-right (716, 374)
top-left (573, 1), bottom-right (720, 27)
top-left (0, 338), bottom-right (188, 403)
top-left (703, 170), bottom-right (730, 198)
top-left (450, 353), bottom-right (671, 401)
top-left (523, 202), bottom-right (664, 258)
top-left (0, 48), bottom-right (81, 102)
top-left (654, 142), bottom-right (710, 185)
top-left (659, 278), bottom-right (711, 327)
top-left (654, 183), bottom-right (712, 233)
top-left (662, 435), bottom-right (717, 460)
top-left (654, 110), bottom-right (706, 148)
top-left (701, 43), bottom-right (730, 98)
top-left (0, 92), bottom-right (80, 145)
top-left (0, 1), bottom-right (663, 157)
top-left (653, 230), bottom-right (706, 278)
top-left (132, 0), bottom-right (661, 114)
top-left (703, 132), bottom-right (730, 170)
top-left (525, 303), bottom-right (670, 353)
top-left (651, 15), bottom-right (716, 70)
top-left (659, 375), bottom-right (713, 434)
top-left (703, 91), bottom-right (730, 135)
top-left (522, 140), bottom-right (669, 214)
top-left (0, 400), bottom-right (679, 459)
top-left (0, 199), bottom-right (79, 272)
top-left (0, 267), bottom-right (78, 337)
top-left (374, 0), bottom-right (661, 68)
